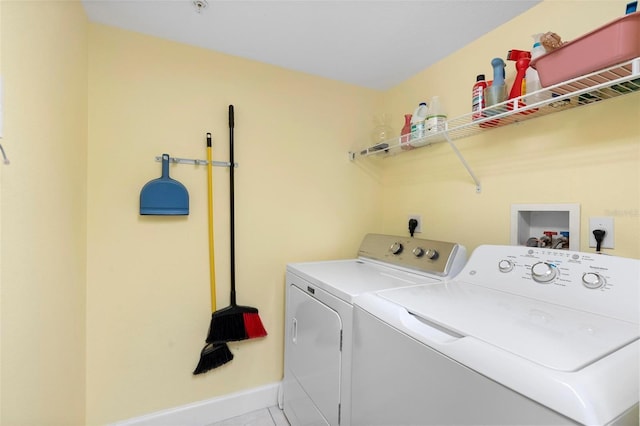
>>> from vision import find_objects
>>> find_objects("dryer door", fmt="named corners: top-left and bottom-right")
top-left (287, 284), bottom-right (342, 425)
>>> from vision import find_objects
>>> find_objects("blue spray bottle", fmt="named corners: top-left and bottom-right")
top-left (491, 57), bottom-right (506, 87)
top-left (485, 58), bottom-right (507, 116)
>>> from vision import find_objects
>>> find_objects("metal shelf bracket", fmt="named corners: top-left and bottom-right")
top-left (0, 143), bottom-right (9, 165)
top-left (444, 132), bottom-right (480, 193)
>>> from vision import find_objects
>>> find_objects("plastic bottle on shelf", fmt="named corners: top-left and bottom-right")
top-left (486, 58), bottom-right (506, 110)
top-left (400, 114), bottom-right (413, 150)
top-left (525, 34), bottom-right (550, 104)
top-left (426, 96), bottom-right (447, 137)
top-left (410, 102), bottom-right (429, 142)
top-left (472, 74), bottom-right (488, 121)
top-left (371, 113), bottom-right (394, 145)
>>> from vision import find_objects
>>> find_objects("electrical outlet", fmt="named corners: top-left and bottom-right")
top-left (589, 216), bottom-right (614, 249)
top-left (408, 214), bottom-right (422, 234)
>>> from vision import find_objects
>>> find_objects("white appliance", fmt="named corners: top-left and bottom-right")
top-left (352, 245), bottom-right (639, 425)
top-left (282, 233), bottom-right (467, 426)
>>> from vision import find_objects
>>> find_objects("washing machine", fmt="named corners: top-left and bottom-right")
top-left (282, 233), bottom-right (467, 426)
top-left (352, 245), bottom-right (639, 425)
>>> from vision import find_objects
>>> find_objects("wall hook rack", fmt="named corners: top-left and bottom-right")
top-left (154, 155), bottom-right (236, 168)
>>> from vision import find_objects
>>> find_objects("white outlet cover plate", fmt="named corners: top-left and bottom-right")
top-left (589, 216), bottom-right (614, 249)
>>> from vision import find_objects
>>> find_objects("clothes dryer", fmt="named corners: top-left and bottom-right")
top-left (282, 233), bottom-right (466, 426)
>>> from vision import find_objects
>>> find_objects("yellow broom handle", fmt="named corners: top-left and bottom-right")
top-left (207, 137), bottom-right (216, 311)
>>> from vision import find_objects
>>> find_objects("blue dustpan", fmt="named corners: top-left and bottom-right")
top-left (140, 154), bottom-right (189, 215)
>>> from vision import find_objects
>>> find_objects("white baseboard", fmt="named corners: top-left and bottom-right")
top-left (110, 382), bottom-right (282, 426)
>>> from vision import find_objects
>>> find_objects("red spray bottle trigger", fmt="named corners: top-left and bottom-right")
top-left (506, 49), bottom-right (531, 109)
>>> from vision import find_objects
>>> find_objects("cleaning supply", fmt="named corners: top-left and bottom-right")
top-left (472, 74), bottom-right (488, 121)
top-left (479, 80), bottom-right (497, 128)
top-left (410, 102), bottom-right (428, 142)
top-left (506, 49), bottom-right (532, 111)
top-left (194, 134), bottom-right (234, 375)
top-left (426, 96), bottom-right (446, 136)
top-left (400, 114), bottom-right (413, 150)
top-left (492, 57), bottom-right (506, 87)
top-left (484, 58), bottom-right (507, 116)
top-left (207, 105), bottom-right (267, 343)
top-left (525, 34), bottom-right (550, 104)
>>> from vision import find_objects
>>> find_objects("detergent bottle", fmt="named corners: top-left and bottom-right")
top-left (410, 102), bottom-right (429, 142)
top-left (525, 34), bottom-right (550, 104)
top-left (426, 96), bottom-right (446, 136)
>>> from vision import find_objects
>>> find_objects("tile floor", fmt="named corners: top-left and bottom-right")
top-left (208, 406), bottom-right (289, 426)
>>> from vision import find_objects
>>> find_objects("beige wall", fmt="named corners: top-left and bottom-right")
top-left (1, 0), bottom-right (638, 425)
top-left (0, 0), bottom-right (88, 425)
top-left (378, 0), bottom-right (640, 258)
top-left (86, 24), bottom-right (382, 424)
top-left (0, 2), bottom-right (3, 420)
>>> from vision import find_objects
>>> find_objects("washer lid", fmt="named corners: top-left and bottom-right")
top-left (378, 282), bottom-right (639, 372)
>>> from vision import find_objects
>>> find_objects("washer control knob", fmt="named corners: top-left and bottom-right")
top-left (531, 262), bottom-right (558, 283)
top-left (389, 242), bottom-right (403, 255)
top-left (498, 259), bottom-right (514, 273)
top-left (582, 272), bottom-right (606, 289)
top-left (412, 247), bottom-right (425, 258)
top-left (424, 249), bottom-right (439, 260)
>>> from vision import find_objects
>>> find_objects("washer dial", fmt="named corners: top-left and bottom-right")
top-left (498, 259), bottom-right (514, 273)
top-left (531, 262), bottom-right (558, 283)
top-left (412, 247), bottom-right (425, 258)
top-left (582, 272), bottom-right (606, 289)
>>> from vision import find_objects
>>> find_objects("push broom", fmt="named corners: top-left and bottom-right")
top-left (194, 133), bottom-right (234, 375)
top-left (206, 105), bottom-right (267, 343)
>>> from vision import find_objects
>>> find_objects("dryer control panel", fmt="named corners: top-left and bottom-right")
top-left (458, 245), bottom-right (639, 324)
top-left (358, 233), bottom-right (467, 278)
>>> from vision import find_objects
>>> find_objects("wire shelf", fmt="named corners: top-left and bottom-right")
top-left (351, 57), bottom-right (640, 160)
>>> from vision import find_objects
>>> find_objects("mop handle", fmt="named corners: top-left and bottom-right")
top-left (229, 105), bottom-right (237, 306)
top-left (207, 133), bottom-right (217, 311)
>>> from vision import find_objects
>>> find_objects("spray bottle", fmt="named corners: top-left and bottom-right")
top-left (506, 49), bottom-right (531, 111)
top-left (484, 58), bottom-right (506, 117)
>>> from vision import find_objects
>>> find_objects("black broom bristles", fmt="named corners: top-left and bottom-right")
top-left (206, 304), bottom-right (267, 343)
top-left (193, 342), bottom-right (233, 375)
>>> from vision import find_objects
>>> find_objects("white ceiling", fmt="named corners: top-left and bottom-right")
top-left (81, 0), bottom-right (541, 90)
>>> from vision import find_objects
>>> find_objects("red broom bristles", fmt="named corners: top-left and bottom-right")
top-left (243, 312), bottom-right (267, 339)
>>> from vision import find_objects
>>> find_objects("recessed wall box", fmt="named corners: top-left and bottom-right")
top-left (511, 204), bottom-right (580, 251)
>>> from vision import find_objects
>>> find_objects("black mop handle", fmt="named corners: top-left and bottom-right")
top-left (229, 105), bottom-right (237, 306)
